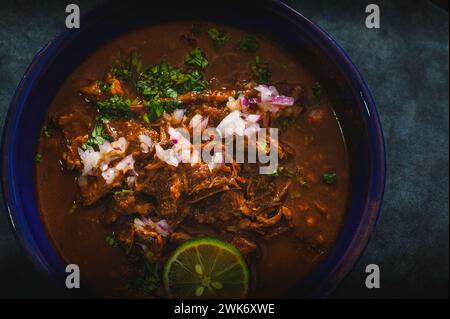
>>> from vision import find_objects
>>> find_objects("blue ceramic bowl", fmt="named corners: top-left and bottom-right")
top-left (1, 0), bottom-right (385, 297)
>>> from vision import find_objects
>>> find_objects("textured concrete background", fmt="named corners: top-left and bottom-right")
top-left (0, 0), bottom-right (448, 298)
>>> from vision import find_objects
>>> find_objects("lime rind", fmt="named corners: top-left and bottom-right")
top-left (163, 237), bottom-right (249, 298)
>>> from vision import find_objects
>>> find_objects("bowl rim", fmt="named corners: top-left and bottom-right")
top-left (1, 0), bottom-right (386, 297)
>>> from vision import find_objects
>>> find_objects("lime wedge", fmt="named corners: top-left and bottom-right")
top-left (163, 237), bottom-right (249, 298)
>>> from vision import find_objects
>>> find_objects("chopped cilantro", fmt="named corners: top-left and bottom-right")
top-left (142, 113), bottom-right (150, 124)
top-left (322, 172), bottom-right (338, 185)
top-left (146, 99), bottom-right (182, 121)
top-left (236, 35), bottom-right (259, 53)
top-left (270, 166), bottom-right (307, 186)
top-left (111, 51), bottom-right (142, 81)
top-left (251, 55), bottom-right (271, 83)
top-left (135, 62), bottom-right (207, 121)
top-left (97, 95), bottom-right (133, 119)
top-left (82, 119), bottom-right (112, 151)
top-left (136, 63), bottom-right (207, 101)
top-left (130, 51), bottom-right (143, 74)
top-left (106, 52), bottom-right (209, 123)
top-left (114, 189), bottom-right (132, 196)
top-left (98, 80), bottom-right (112, 93)
top-left (111, 67), bottom-right (130, 81)
top-left (105, 233), bottom-right (118, 247)
top-left (185, 48), bottom-right (209, 70)
top-left (35, 153), bottom-right (42, 163)
top-left (43, 120), bottom-right (56, 137)
top-left (132, 261), bottom-right (160, 295)
top-left (207, 28), bottom-right (231, 48)
top-left (313, 83), bottom-right (322, 104)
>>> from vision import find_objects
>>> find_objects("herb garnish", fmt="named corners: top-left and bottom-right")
top-left (136, 63), bottom-right (207, 100)
top-left (111, 51), bottom-right (143, 82)
top-left (43, 120), bottom-right (56, 137)
top-left (185, 48), bottom-right (209, 70)
top-left (97, 95), bottom-right (134, 119)
top-left (251, 55), bottom-right (271, 83)
top-left (207, 28), bottom-right (231, 48)
top-left (98, 80), bottom-right (112, 93)
top-left (322, 172), bottom-right (338, 185)
top-left (145, 99), bottom-right (182, 121)
top-left (132, 261), bottom-right (160, 295)
top-left (236, 35), bottom-right (259, 53)
top-left (136, 63), bottom-right (207, 121)
top-left (35, 153), bottom-right (43, 163)
top-left (106, 51), bottom-right (209, 122)
top-left (313, 83), bottom-right (322, 104)
top-left (114, 189), bottom-right (132, 196)
top-left (82, 119), bottom-right (112, 151)
top-left (105, 233), bottom-right (118, 247)
top-left (270, 166), bottom-right (307, 186)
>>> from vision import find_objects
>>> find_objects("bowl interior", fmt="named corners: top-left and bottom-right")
top-left (1, 0), bottom-right (385, 297)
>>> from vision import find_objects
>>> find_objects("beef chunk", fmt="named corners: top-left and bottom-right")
top-left (57, 105), bottom-right (95, 139)
top-left (231, 236), bottom-right (259, 257)
top-left (105, 118), bottom-right (159, 143)
top-left (170, 232), bottom-right (193, 245)
top-left (137, 167), bottom-right (181, 217)
top-left (102, 193), bottom-right (153, 224)
top-left (78, 176), bottom-right (116, 205)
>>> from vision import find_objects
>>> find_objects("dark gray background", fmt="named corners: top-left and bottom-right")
top-left (0, 0), bottom-right (448, 298)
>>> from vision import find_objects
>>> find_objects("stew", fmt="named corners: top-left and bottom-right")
top-left (35, 21), bottom-right (349, 298)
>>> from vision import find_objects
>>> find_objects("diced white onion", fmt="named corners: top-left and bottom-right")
top-left (172, 109), bottom-right (185, 124)
top-left (155, 144), bottom-right (179, 167)
top-left (138, 134), bottom-right (153, 153)
top-left (78, 148), bottom-right (101, 176)
top-left (189, 114), bottom-right (203, 129)
top-left (217, 110), bottom-right (261, 138)
top-left (101, 167), bottom-right (117, 184)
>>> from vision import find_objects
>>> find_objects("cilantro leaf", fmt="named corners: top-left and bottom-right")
top-left (111, 51), bottom-right (142, 82)
top-left (108, 52), bottom-right (209, 123)
top-left (98, 80), bottom-right (112, 93)
top-left (322, 172), bottom-right (338, 185)
top-left (145, 99), bottom-right (182, 121)
top-left (251, 55), bottom-right (271, 83)
top-left (136, 63), bottom-right (207, 101)
top-left (313, 83), bottom-right (323, 104)
top-left (97, 95), bottom-right (133, 119)
top-left (132, 261), bottom-right (160, 296)
top-left (82, 120), bottom-right (112, 151)
top-left (236, 35), bottom-right (260, 53)
top-left (105, 233), bottom-right (118, 247)
top-left (207, 28), bottom-right (231, 48)
top-left (43, 119), bottom-right (56, 137)
top-left (185, 48), bottom-right (209, 70)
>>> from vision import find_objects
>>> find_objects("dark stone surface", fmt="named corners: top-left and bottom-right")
top-left (0, 0), bottom-right (448, 298)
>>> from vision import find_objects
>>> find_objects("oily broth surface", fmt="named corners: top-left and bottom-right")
top-left (36, 21), bottom-right (349, 297)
